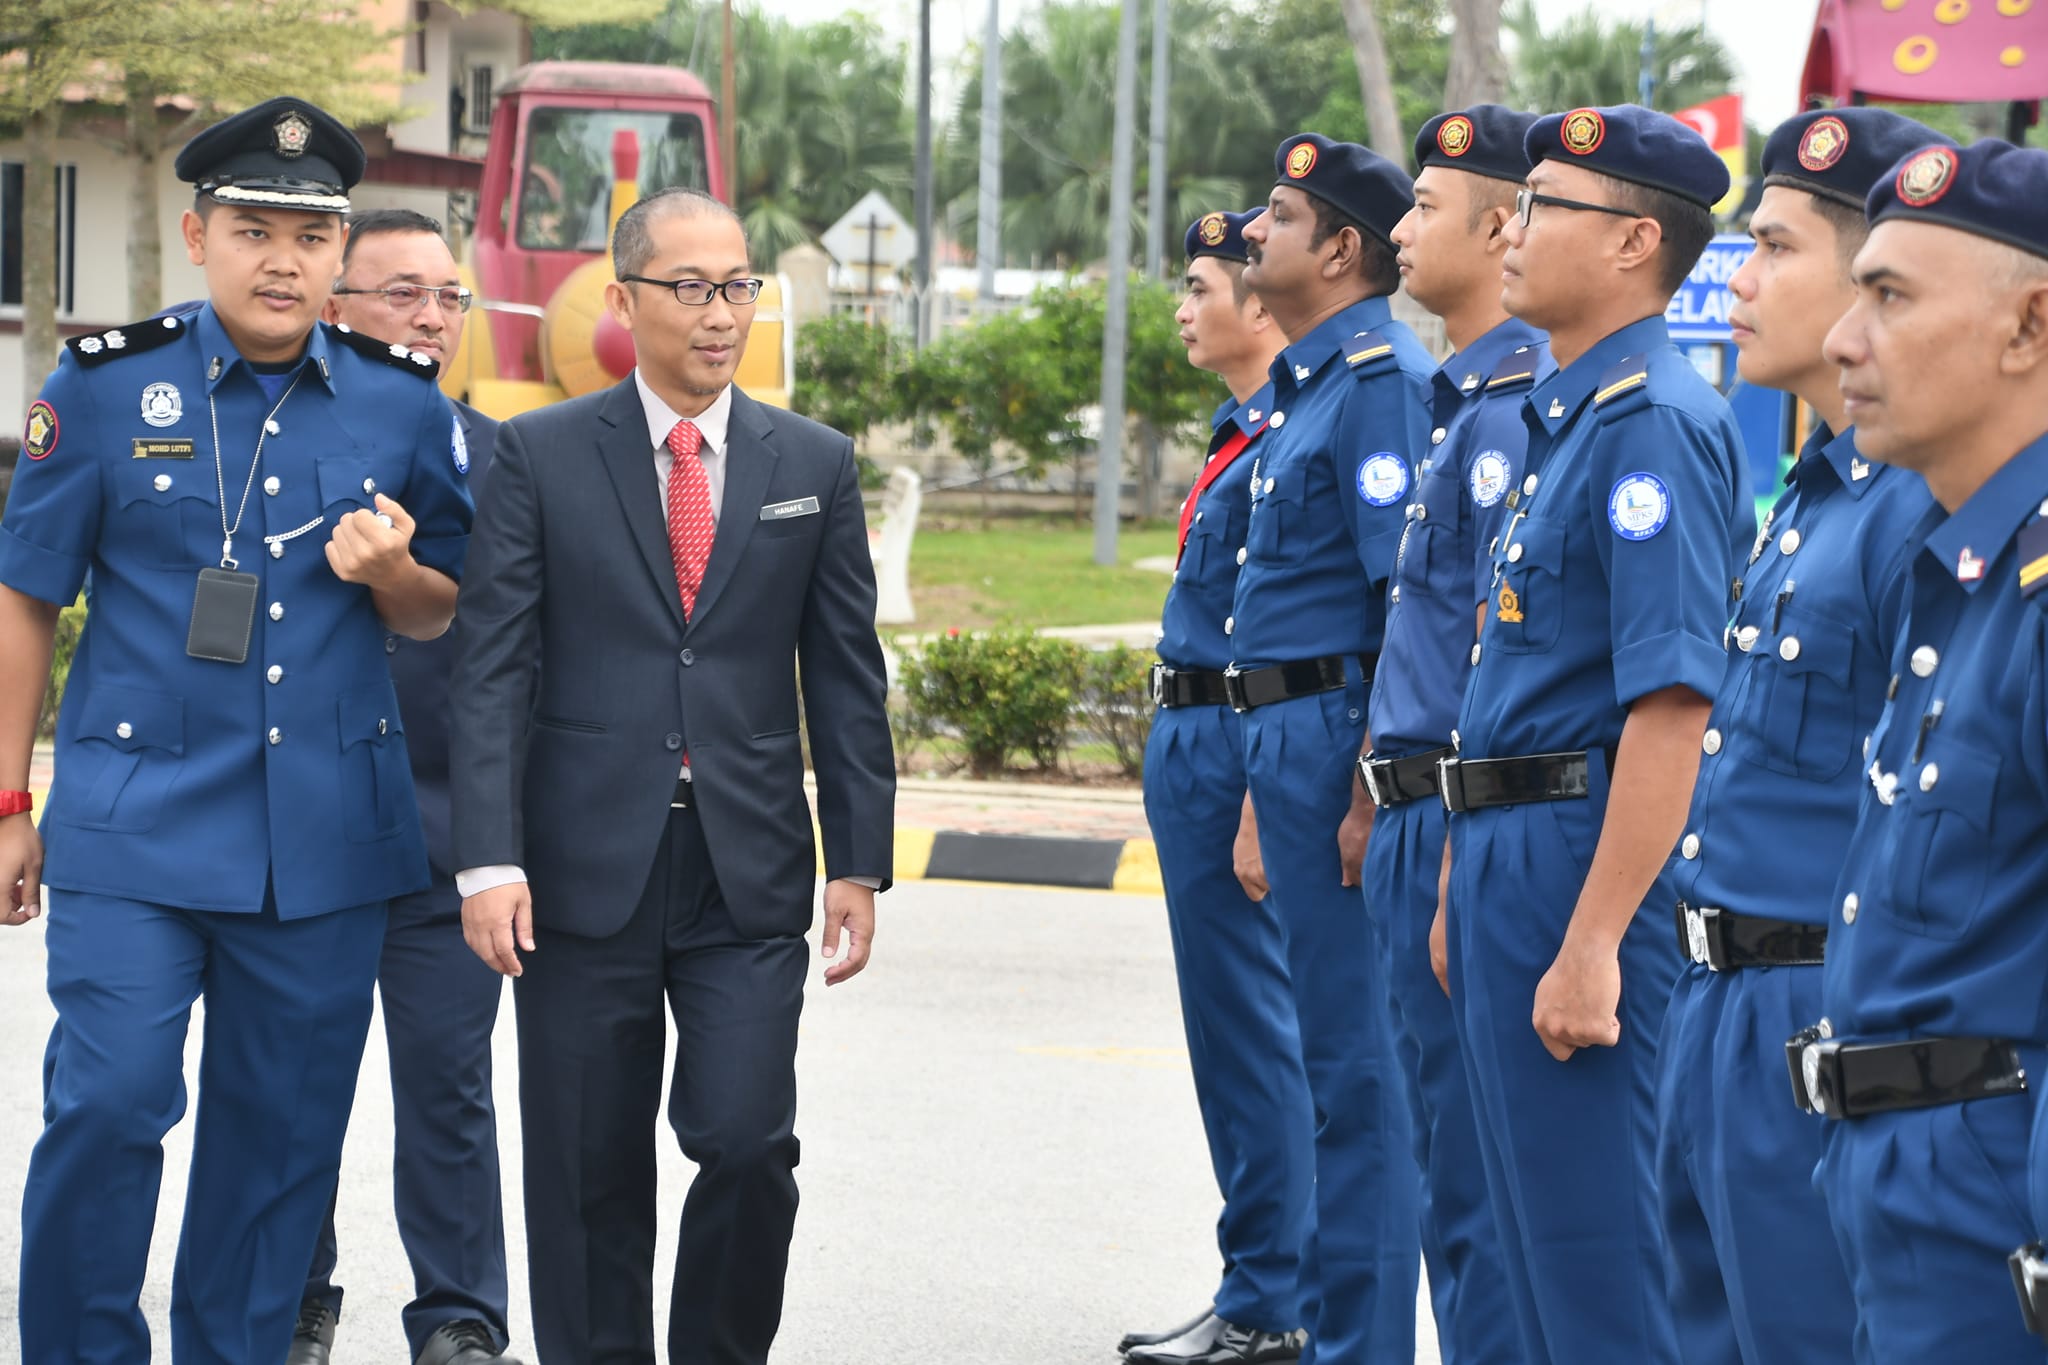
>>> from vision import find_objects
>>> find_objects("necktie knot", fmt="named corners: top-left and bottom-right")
top-left (667, 419), bottom-right (703, 461)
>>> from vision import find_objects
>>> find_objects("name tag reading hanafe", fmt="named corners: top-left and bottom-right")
top-left (133, 438), bottom-right (196, 459)
top-left (759, 496), bottom-right (821, 521)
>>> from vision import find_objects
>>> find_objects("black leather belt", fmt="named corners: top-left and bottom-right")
top-left (671, 778), bottom-right (695, 810)
top-left (1224, 655), bottom-right (1364, 713)
top-left (1150, 663), bottom-right (1230, 709)
top-left (2009, 1243), bottom-right (2048, 1341)
top-left (1675, 901), bottom-right (1828, 972)
top-left (1359, 746), bottom-right (1455, 807)
top-left (1438, 750), bottom-right (1601, 812)
top-left (1784, 1028), bottom-right (2027, 1120)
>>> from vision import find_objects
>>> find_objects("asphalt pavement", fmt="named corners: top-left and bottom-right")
top-left (0, 880), bottom-right (1442, 1364)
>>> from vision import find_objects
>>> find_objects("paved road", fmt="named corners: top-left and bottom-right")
top-left (0, 881), bottom-right (1441, 1364)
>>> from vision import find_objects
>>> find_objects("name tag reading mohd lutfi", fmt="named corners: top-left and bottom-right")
top-left (759, 496), bottom-right (820, 521)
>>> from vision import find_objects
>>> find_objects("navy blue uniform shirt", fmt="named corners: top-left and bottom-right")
top-left (1159, 386), bottom-right (1269, 673)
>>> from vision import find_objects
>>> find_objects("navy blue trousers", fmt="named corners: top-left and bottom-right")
top-left (18, 889), bottom-right (384, 1365)
top-left (304, 874), bottom-right (510, 1358)
top-left (1142, 701), bottom-right (1314, 1334)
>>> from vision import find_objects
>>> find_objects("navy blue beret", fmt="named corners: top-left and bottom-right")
top-left (1414, 105), bottom-right (1540, 184)
top-left (1184, 207), bottom-right (1262, 264)
top-left (175, 96), bottom-right (365, 213)
top-left (1762, 108), bottom-right (1953, 210)
top-left (1868, 138), bottom-right (2048, 262)
top-left (1525, 104), bottom-right (1729, 209)
top-left (1272, 133), bottom-right (1415, 248)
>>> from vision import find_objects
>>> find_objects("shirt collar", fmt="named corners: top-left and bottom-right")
top-left (1214, 382), bottom-right (1276, 439)
top-left (1434, 317), bottom-right (1543, 402)
top-left (1922, 430), bottom-right (2048, 592)
top-left (634, 370), bottom-right (732, 455)
top-left (1788, 423), bottom-right (1879, 501)
top-left (1525, 314), bottom-right (1670, 437)
top-left (193, 303), bottom-right (337, 396)
top-left (1273, 295), bottom-right (1395, 393)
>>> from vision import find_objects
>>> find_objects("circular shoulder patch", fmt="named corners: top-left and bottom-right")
top-left (1197, 212), bottom-right (1227, 246)
top-left (1437, 115), bottom-right (1474, 158)
top-left (1562, 108), bottom-right (1606, 156)
top-left (1608, 472), bottom-right (1671, 541)
top-left (1896, 146), bottom-right (1958, 207)
top-left (1469, 450), bottom-right (1510, 508)
top-left (1797, 116), bottom-right (1850, 172)
top-left (23, 399), bottom-right (58, 460)
top-left (1286, 142), bottom-right (1318, 179)
top-left (1357, 452), bottom-right (1411, 507)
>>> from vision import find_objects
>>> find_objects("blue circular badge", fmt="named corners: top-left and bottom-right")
top-left (1356, 452), bottom-right (1410, 506)
top-left (1608, 472), bottom-right (1671, 541)
top-left (452, 418), bottom-right (470, 474)
top-left (1469, 451), bottom-right (1509, 508)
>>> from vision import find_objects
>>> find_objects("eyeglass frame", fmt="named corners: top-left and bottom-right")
top-left (329, 284), bottom-right (474, 314)
top-left (617, 275), bottom-right (766, 306)
top-left (1514, 188), bottom-right (1642, 229)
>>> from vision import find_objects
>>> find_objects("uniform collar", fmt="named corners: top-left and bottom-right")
top-left (1434, 317), bottom-right (1542, 401)
top-left (1274, 294), bottom-right (1394, 392)
top-left (1524, 313), bottom-right (1669, 437)
top-left (1921, 430), bottom-right (2048, 592)
top-left (1213, 381), bottom-right (1276, 439)
top-left (192, 303), bottom-right (336, 396)
top-left (1788, 423), bottom-right (1878, 501)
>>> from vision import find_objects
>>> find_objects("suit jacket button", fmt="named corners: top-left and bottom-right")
top-left (385, 636), bottom-right (398, 654)
top-left (665, 733), bottom-right (683, 751)
top-left (680, 648), bottom-right (695, 666)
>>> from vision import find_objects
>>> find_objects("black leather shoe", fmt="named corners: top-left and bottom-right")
top-left (415, 1319), bottom-right (528, 1365)
top-left (285, 1300), bottom-right (336, 1365)
top-left (1126, 1317), bottom-right (1306, 1365)
top-left (1120, 1309), bottom-right (1218, 1354)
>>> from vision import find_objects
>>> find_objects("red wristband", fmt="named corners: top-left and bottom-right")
top-left (0, 791), bottom-right (33, 819)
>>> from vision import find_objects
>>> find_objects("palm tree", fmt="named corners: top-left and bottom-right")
top-left (1505, 0), bottom-right (1739, 114)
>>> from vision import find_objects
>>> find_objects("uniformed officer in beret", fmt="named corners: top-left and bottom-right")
top-left (1436, 104), bottom-right (1749, 1364)
top-left (1121, 210), bottom-right (1312, 1365)
top-left (1366, 102), bottom-right (1548, 1365)
top-left (1231, 132), bottom-right (1435, 1365)
top-left (0, 95), bottom-right (471, 1364)
top-left (1788, 138), bottom-right (2048, 1363)
top-left (1654, 108), bottom-right (1949, 1365)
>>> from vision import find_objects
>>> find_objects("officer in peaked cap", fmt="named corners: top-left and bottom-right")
top-left (0, 94), bottom-right (472, 1364)
top-left (1796, 138), bottom-right (2048, 1363)
top-left (1364, 102), bottom-right (1548, 1365)
top-left (1654, 107), bottom-right (1950, 1365)
top-left (1120, 209), bottom-right (1312, 1365)
top-left (1227, 135), bottom-right (1435, 1365)
top-left (1435, 103), bottom-right (1749, 1364)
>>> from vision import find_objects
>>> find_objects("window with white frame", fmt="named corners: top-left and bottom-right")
top-left (0, 161), bottom-right (79, 313)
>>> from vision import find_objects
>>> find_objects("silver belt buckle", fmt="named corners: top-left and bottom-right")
top-left (1359, 756), bottom-right (1387, 807)
top-left (1150, 664), bottom-right (1167, 706)
top-left (1436, 755), bottom-right (1460, 811)
top-left (1684, 904), bottom-right (1716, 970)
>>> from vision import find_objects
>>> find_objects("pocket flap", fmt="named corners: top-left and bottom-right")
top-left (75, 684), bottom-right (185, 755)
top-left (1775, 613), bottom-right (1855, 688)
top-left (317, 455), bottom-right (379, 511)
top-left (118, 468), bottom-right (218, 509)
top-left (1504, 515), bottom-right (1565, 573)
top-left (336, 684), bottom-right (404, 749)
top-left (1910, 741), bottom-right (1997, 832)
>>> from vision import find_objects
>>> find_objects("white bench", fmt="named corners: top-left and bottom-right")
top-left (868, 465), bottom-right (922, 625)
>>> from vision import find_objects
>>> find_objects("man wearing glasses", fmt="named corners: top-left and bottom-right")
top-left (449, 187), bottom-right (894, 1365)
top-left (289, 210), bottom-right (523, 1365)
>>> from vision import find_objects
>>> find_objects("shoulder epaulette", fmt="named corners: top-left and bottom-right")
top-left (1592, 352), bottom-right (1651, 418)
top-left (2019, 509), bottom-right (2048, 600)
top-left (1484, 345), bottom-right (1539, 393)
top-left (325, 321), bottom-right (441, 379)
top-left (1345, 328), bottom-right (1398, 378)
top-left (64, 313), bottom-right (188, 368)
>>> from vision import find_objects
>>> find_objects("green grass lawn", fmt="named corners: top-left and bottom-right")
top-left (907, 517), bottom-right (1179, 630)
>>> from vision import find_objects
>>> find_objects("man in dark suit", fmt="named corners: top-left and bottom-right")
top-left (293, 209), bottom-right (524, 1365)
top-left (449, 187), bottom-right (895, 1365)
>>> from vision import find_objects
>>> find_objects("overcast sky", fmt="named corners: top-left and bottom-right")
top-left (761, 0), bottom-right (1814, 131)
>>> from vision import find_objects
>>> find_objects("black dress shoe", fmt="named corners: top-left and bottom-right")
top-left (285, 1300), bottom-right (336, 1365)
top-left (1120, 1309), bottom-right (1218, 1354)
top-left (1126, 1318), bottom-right (1306, 1365)
top-left (415, 1319), bottom-right (528, 1365)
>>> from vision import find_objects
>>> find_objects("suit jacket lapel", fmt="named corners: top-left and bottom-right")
top-left (688, 387), bottom-right (778, 633)
top-left (595, 378), bottom-right (688, 632)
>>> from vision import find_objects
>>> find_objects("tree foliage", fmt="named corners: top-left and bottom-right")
top-left (1504, 1), bottom-right (1738, 114)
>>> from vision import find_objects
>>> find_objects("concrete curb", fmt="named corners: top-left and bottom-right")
top-left (878, 827), bottom-right (1162, 896)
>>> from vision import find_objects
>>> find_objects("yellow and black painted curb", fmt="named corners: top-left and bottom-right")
top-left (843, 829), bottom-right (1162, 896)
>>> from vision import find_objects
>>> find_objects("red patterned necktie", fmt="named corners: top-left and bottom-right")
top-left (665, 419), bottom-right (715, 619)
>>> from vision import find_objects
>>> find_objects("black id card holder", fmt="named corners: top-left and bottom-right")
top-left (187, 567), bottom-right (260, 663)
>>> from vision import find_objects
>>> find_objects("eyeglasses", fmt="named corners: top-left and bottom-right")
top-left (1515, 188), bottom-right (1641, 229)
top-left (618, 275), bottom-right (765, 306)
top-left (330, 284), bottom-right (474, 313)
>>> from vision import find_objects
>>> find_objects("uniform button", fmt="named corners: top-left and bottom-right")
top-left (665, 733), bottom-right (683, 751)
top-left (680, 648), bottom-right (696, 665)
top-left (1224, 616), bottom-right (1235, 635)
top-left (1415, 505), bottom-right (1429, 522)
top-left (1681, 833), bottom-right (1700, 860)
top-left (362, 477), bottom-right (377, 495)
top-left (1195, 511), bottom-right (1204, 523)
top-left (1737, 625), bottom-right (1760, 652)
top-left (153, 473), bottom-right (172, 492)
top-left (1270, 411), bottom-right (1286, 428)
top-left (266, 665), bottom-right (283, 684)
top-left (269, 541), bottom-right (284, 559)
top-left (1779, 528), bottom-right (1802, 555)
top-left (1523, 473), bottom-right (1539, 496)
top-left (1470, 643), bottom-right (1482, 665)
top-left (1390, 585), bottom-right (1402, 604)
top-left (1842, 893), bottom-right (1859, 925)
top-left (1920, 762), bottom-right (1939, 792)
top-left (1507, 543), bottom-right (1524, 563)
top-left (1702, 728), bottom-right (1722, 755)
top-left (1170, 570), bottom-right (1179, 582)
top-left (267, 727), bottom-right (283, 746)
top-left (1863, 733), bottom-right (1870, 759)
top-left (1779, 636), bottom-right (1801, 661)
top-left (1910, 645), bottom-right (1939, 677)
top-left (1263, 478), bottom-right (1276, 494)
top-left (115, 722), bottom-right (133, 740)
top-left (1235, 547), bottom-right (1247, 565)
top-left (270, 602), bottom-right (284, 622)
top-left (1431, 427), bottom-right (1447, 445)
top-left (384, 635), bottom-right (397, 654)
top-left (378, 718), bottom-right (388, 736)
top-left (264, 475), bottom-right (280, 496)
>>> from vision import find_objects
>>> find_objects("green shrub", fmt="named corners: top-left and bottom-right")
top-left (1076, 643), bottom-right (1153, 778)
top-left (37, 594), bottom-right (86, 739)
top-left (897, 629), bottom-right (1086, 776)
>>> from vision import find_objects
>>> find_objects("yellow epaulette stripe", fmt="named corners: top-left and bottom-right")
top-left (1347, 344), bottom-right (1394, 364)
top-left (1595, 372), bottom-right (1648, 405)
top-left (2020, 552), bottom-right (2048, 589)
top-left (1486, 371), bottom-right (1534, 389)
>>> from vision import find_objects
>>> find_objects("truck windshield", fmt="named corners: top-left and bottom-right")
top-left (517, 107), bottom-right (711, 252)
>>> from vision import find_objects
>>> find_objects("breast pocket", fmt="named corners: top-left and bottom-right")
top-left (118, 468), bottom-right (221, 570)
top-left (62, 685), bottom-right (186, 832)
top-left (1393, 462), bottom-right (1464, 599)
top-left (336, 684), bottom-right (409, 843)
top-left (316, 454), bottom-right (382, 525)
top-left (1246, 464), bottom-right (1305, 565)
top-left (1758, 611), bottom-right (1858, 781)
top-left (1489, 515), bottom-right (1565, 653)
top-left (1879, 740), bottom-right (1998, 940)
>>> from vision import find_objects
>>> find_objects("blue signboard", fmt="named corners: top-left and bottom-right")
top-left (1665, 233), bottom-right (1754, 341)
top-left (1664, 233), bottom-right (1789, 504)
